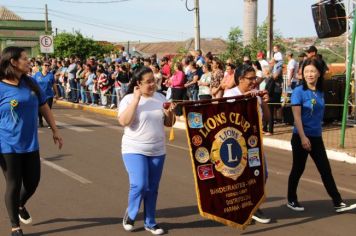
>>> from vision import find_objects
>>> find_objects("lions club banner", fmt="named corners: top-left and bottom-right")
top-left (182, 96), bottom-right (265, 229)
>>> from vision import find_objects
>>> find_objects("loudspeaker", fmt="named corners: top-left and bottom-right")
top-left (323, 75), bottom-right (346, 122)
top-left (311, 0), bottom-right (346, 39)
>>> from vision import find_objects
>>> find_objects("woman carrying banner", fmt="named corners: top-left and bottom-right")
top-left (287, 58), bottom-right (355, 213)
top-left (0, 46), bottom-right (63, 236)
top-left (118, 66), bottom-right (176, 235)
top-left (223, 64), bottom-right (271, 224)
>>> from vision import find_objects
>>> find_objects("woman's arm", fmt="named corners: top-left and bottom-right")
top-left (39, 104), bottom-right (63, 149)
top-left (163, 103), bottom-right (176, 127)
top-left (118, 87), bottom-right (141, 126)
top-left (292, 106), bottom-right (311, 151)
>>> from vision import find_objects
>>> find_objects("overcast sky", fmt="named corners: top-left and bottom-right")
top-left (2, 0), bottom-right (327, 42)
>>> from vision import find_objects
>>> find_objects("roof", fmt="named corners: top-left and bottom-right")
top-left (0, 6), bottom-right (23, 21)
top-left (120, 38), bottom-right (227, 58)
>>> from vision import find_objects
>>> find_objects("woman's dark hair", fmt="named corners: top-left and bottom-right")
top-left (87, 64), bottom-right (95, 73)
top-left (226, 63), bottom-right (236, 70)
top-left (205, 52), bottom-right (213, 61)
top-left (252, 60), bottom-right (262, 71)
top-left (212, 57), bottom-right (224, 70)
top-left (125, 66), bottom-right (153, 96)
top-left (189, 61), bottom-right (198, 70)
top-left (0, 46), bottom-right (41, 98)
top-left (234, 64), bottom-right (256, 85)
top-left (301, 58), bottom-right (324, 92)
top-left (77, 61), bottom-right (83, 68)
top-left (152, 62), bottom-right (160, 70)
top-left (35, 60), bottom-right (42, 66)
top-left (175, 62), bottom-right (183, 71)
top-left (203, 63), bottom-right (212, 72)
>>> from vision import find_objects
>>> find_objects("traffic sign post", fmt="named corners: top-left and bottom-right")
top-left (39, 35), bottom-right (54, 54)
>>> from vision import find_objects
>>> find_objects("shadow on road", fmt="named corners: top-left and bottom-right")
top-left (242, 199), bottom-right (356, 235)
top-left (27, 199), bottom-right (356, 235)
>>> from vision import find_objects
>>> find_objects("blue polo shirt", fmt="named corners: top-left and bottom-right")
top-left (33, 71), bottom-right (55, 99)
top-left (291, 85), bottom-right (324, 137)
top-left (0, 77), bottom-right (47, 154)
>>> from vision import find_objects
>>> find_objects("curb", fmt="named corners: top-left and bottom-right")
top-left (55, 100), bottom-right (356, 164)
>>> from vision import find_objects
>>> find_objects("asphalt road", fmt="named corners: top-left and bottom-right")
top-left (1, 105), bottom-right (356, 236)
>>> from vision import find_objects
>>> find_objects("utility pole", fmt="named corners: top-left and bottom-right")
top-left (194, 0), bottom-right (201, 50)
top-left (267, 0), bottom-right (274, 60)
top-left (185, 0), bottom-right (201, 50)
top-left (45, 4), bottom-right (49, 60)
top-left (45, 4), bottom-right (48, 34)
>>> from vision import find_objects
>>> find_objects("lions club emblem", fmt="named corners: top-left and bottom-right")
top-left (210, 127), bottom-right (248, 180)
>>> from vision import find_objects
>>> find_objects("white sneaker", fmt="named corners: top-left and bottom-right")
top-left (145, 225), bottom-right (164, 235)
top-left (110, 104), bottom-right (116, 109)
top-left (122, 210), bottom-right (134, 231)
top-left (335, 202), bottom-right (356, 213)
top-left (18, 207), bottom-right (32, 225)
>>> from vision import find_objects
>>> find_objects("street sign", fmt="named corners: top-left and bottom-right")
top-left (39, 35), bottom-right (54, 53)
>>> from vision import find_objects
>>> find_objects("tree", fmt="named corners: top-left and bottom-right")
top-left (220, 20), bottom-right (287, 64)
top-left (53, 32), bottom-right (114, 60)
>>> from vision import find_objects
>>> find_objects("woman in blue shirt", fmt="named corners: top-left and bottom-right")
top-left (33, 61), bottom-right (58, 127)
top-left (287, 58), bottom-right (354, 213)
top-left (0, 47), bottom-right (63, 236)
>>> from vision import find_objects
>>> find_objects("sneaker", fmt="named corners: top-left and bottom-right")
top-left (110, 104), bottom-right (116, 109)
top-left (252, 209), bottom-right (271, 224)
top-left (122, 210), bottom-right (134, 231)
top-left (18, 207), bottom-right (32, 224)
top-left (334, 202), bottom-right (356, 213)
top-left (11, 229), bottom-right (23, 236)
top-left (287, 201), bottom-right (305, 211)
top-left (145, 225), bottom-right (164, 235)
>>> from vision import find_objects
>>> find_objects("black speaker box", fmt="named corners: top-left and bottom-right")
top-left (311, 0), bottom-right (346, 39)
top-left (323, 75), bottom-right (346, 122)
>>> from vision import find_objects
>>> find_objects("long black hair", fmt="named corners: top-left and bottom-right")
top-left (0, 46), bottom-right (41, 98)
top-left (301, 58), bottom-right (324, 92)
top-left (125, 66), bottom-right (153, 96)
top-left (234, 64), bottom-right (255, 85)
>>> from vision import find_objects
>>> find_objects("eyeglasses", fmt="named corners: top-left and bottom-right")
top-left (141, 80), bottom-right (155, 85)
top-left (243, 76), bottom-right (257, 81)
top-left (44, 64), bottom-right (50, 67)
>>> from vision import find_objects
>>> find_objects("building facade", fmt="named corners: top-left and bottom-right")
top-left (0, 6), bottom-right (52, 57)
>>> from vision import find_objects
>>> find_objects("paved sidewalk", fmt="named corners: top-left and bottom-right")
top-left (54, 100), bottom-right (356, 164)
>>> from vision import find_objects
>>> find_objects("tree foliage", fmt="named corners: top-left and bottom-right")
top-left (220, 20), bottom-right (287, 64)
top-left (53, 32), bottom-right (114, 60)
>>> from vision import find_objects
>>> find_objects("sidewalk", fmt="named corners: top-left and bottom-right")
top-left (55, 100), bottom-right (356, 164)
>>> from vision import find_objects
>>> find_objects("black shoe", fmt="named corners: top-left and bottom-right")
top-left (39, 122), bottom-right (44, 128)
top-left (18, 207), bottom-right (32, 224)
top-left (122, 209), bottom-right (135, 231)
top-left (11, 229), bottom-right (23, 236)
top-left (287, 201), bottom-right (305, 211)
top-left (145, 224), bottom-right (164, 235)
top-left (334, 202), bottom-right (356, 213)
top-left (252, 209), bottom-right (271, 224)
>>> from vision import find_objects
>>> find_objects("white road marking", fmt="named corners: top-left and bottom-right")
top-left (56, 121), bottom-right (93, 132)
top-left (41, 158), bottom-right (92, 184)
top-left (69, 116), bottom-right (123, 131)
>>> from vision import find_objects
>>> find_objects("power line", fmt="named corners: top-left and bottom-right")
top-left (59, 0), bottom-right (131, 3)
top-left (50, 12), bottom-right (172, 41)
top-left (49, 9), bottom-right (191, 38)
top-left (49, 8), bottom-right (191, 36)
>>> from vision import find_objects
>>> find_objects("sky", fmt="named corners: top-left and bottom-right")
top-left (2, 0), bottom-right (323, 43)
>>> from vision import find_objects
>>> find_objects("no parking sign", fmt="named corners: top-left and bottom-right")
top-left (39, 35), bottom-right (54, 53)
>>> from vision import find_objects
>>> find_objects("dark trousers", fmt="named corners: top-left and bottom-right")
top-left (287, 134), bottom-right (342, 206)
top-left (263, 92), bottom-right (281, 133)
top-left (0, 151), bottom-right (41, 227)
top-left (38, 97), bottom-right (53, 125)
top-left (171, 88), bottom-right (186, 116)
top-left (69, 79), bottom-right (78, 102)
top-left (199, 94), bottom-right (212, 100)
